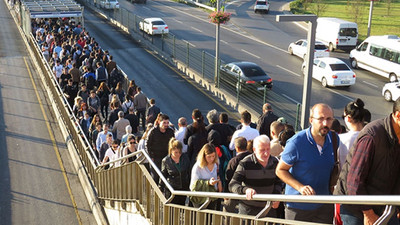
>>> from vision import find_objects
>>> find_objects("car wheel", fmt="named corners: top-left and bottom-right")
top-left (384, 90), bottom-right (393, 102)
top-left (389, 73), bottom-right (398, 83)
top-left (350, 58), bottom-right (358, 69)
top-left (322, 77), bottom-right (328, 87)
top-left (329, 43), bottom-right (335, 52)
top-left (254, 9), bottom-right (257, 13)
top-left (288, 47), bottom-right (293, 55)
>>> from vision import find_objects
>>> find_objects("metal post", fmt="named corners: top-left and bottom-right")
top-left (214, 0), bottom-right (221, 87)
top-left (263, 85), bottom-right (267, 104)
top-left (202, 51), bottom-right (205, 78)
top-left (173, 36), bottom-right (176, 58)
top-left (295, 103), bottom-right (301, 131)
top-left (276, 15), bottom-right (317, 130)
top-left (367, 0), bottom-right (374, 37)
top-left (186, 42), bottom-right (189, 67)
top-left (161, 30), bottom-right (164, 51)
top-left (237, 73), bottom-right (240, 102)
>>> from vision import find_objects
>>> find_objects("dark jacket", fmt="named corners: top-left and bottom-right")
top-left (335, 115), bottom-right (400, 218)
top-left (187, 131), bottom-right (207, 168)
top-left (108, 107), bottom-right (122, 128)
top-left (159, 154), bottom-right (191, 197)
top-left (146, 105), bottom-right (160, 124)
top-left (146, 126), bottom-right (175, 160)
top-left (256, 111), bottom-right (278, 138)
top-left (206, 123), bottom-right (234, 147)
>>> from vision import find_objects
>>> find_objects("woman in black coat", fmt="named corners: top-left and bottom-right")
top-left (159, 138), bottom-right (191, 206)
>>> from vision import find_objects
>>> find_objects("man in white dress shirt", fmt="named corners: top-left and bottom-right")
top-left (229, 110), bottom-right (260, 151)
top-left (174, 117), bottom-right (188, 153)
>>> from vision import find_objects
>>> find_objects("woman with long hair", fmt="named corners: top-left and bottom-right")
top-left (127, 79), bottom-right (137, 101)
top-left (96, 82), bottom-right (110, 121)
top-left (186, 111), bottom-right (208, 168)
top-left (159, 138), bottom-right (191, 205)
top-left (189, 143), bottom-right (222, 209)
top-left (338, 98), bottom-right (370, 169)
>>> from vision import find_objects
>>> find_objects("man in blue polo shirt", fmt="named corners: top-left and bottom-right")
top-left (276, 103), bottom-right (337, 223)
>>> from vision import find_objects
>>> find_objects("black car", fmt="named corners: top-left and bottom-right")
top-left (220, 62), bottom-right (273, 91)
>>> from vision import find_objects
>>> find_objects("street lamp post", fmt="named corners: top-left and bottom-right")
top-left (276, 15), bottom-right (317, 130)
top-left (214, 0), bottom-right (221, 87)
top-left (367, 0), bottom-right (375, 37)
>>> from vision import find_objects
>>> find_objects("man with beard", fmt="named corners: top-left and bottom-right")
top-left (276, 103), bottom-right (338, 223)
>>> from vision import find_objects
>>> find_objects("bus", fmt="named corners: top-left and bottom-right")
top-left (349, 35), bottom-right (400, 82)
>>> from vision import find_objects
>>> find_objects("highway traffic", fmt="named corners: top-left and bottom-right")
top-left (101, 0), bottom-right (393, 122)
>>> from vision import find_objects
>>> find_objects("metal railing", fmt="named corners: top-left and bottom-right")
top-left (22, 7), bottom-right (400, 225)
top-left (78, 0), bottom-right (302, 130)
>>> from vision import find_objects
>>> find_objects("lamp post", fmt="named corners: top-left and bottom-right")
top-left (367, 0), bottom-right (375, 37)
top-left (276, 15), bottom-right (317, 130)
top-left (214, 0), bottom-right (220, 88)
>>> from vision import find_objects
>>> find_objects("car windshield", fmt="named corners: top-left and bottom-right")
top-left (152, 21), bottom-right (165, 25)
top-left (240, 65), bottom-right (266, 77)
top-left (256, 1), bottom-right (266, 5)
top-left (315, 44), bottom-right (327, 50)
top-left (330, 63), bottom-right (350, 71)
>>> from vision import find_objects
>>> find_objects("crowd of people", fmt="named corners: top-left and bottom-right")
top-left (31, 17), bottom-right (400, 225)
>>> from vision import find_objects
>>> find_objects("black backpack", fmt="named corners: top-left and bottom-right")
top-left (86, 75), bottom-right (96, 90)
top-left (110, 68), bottom-right (123, 89)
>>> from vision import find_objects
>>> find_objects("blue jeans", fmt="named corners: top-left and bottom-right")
top-left (340, 205), bottom-right (399, 225)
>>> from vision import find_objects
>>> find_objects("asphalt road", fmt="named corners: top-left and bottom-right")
top-left (82, 6), bottom-right (242, 125)
top-left (117, 0), bottom-right (393, 122)
top-left (0, 2), bottom-right (96, 224)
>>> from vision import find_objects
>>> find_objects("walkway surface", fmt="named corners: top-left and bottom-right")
top-left (0, 1), bottom-right (97, 224)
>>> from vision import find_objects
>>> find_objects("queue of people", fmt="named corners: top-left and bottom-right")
top-left (31, 17), bottom-right (400, 225)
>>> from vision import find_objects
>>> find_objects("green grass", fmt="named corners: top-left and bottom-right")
top-left (291, 0), bottom-right (400, 41)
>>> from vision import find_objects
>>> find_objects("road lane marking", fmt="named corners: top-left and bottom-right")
top-left (143, 49), bottom-right (241, 122)
top-left (191, 26), bottom-right (203, 33)
top-left (221, 40), bottom-right (229, 44)
top-left (241, 49), bottom-right (260, 59)
top-left (24, 57), bottom-right (83, 225)
top-left (182, 39), bottom-right (196, 47)
top-left (158, 12), bottom-right (166, 16)
top-left (293, 21), bottom-right (308, 31)
top-left (155, 2), bottom-right (288, 54)
top-left (276, 65), bottom-right (301, 77)
top-left (172, 18), bottom-right (183, 24)
top-left (363, 80), bottom-right (378, 88)
top-left (327, 88), bottom-right (354, 101)
top-left (143, 6), bottom-right (151, 10)
top-left (226, 0), bottom-right (241, 7)
top-left (282, 94), bottom-right (300, 104)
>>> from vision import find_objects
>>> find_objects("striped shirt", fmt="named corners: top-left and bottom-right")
top-left (229, 154), bottom-right (283, 208)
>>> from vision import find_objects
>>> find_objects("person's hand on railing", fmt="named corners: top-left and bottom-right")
top-left (362, 209), bottom-right (379, 225)
top-left (298, 185), bottom-right (316, 195)
top-left (245, 188), bottom-right (256, 200)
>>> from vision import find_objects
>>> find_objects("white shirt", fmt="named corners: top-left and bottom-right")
top-left (53, 64), bottom-right (63, 78)
top-left (96, 131), bottom-right (113, 150)
top-left (190, 162), bottom-right (218, 190)
top-left (229, 124), bottom-right (260, 150)
top-left (175, 127), bottom-right (188, 153)
top-left (338, 131), bottom-right (360, 170)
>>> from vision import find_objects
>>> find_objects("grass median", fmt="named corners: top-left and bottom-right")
top-left (290, 0), bottom-right (400, 41)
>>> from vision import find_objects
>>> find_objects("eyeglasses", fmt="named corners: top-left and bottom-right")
top-left (312, 117), bottom-right (334, 123)
top-left (130, 142), bottom-right (136, 145)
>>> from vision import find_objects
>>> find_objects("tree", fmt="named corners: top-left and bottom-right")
top-left (310, 0), bottom-right (329, 16)
top-left (348, 0), bottom-right (365, 25)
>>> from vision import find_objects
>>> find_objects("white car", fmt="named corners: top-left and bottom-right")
top-left (382, 82), bottom-right (400, 102)
top-left (301, 57), bottom-right (356, 87)
top-left (139, 18), bottom-right (169, 35)
top-left (288, 39), bottom-right (330, 60)
top-left (254, 0), bottom-right (270, 13)
top-left (99, 0), bottom-right (119, 9)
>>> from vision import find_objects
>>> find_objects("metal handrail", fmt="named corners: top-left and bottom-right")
top-left (96, 150), bottom-right (142, 169)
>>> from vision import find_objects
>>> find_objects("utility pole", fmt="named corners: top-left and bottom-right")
top-left (214, 0), bottom-right (220, 87)
top-left (367, 0), bottom-right (375, 37)
top-left (276, 15), bottom-right (317, 129)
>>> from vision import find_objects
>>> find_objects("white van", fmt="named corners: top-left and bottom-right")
top-left (316, 17), bottom-right (358, 52)
top-left (350, 35), bottom-right (400, 82)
